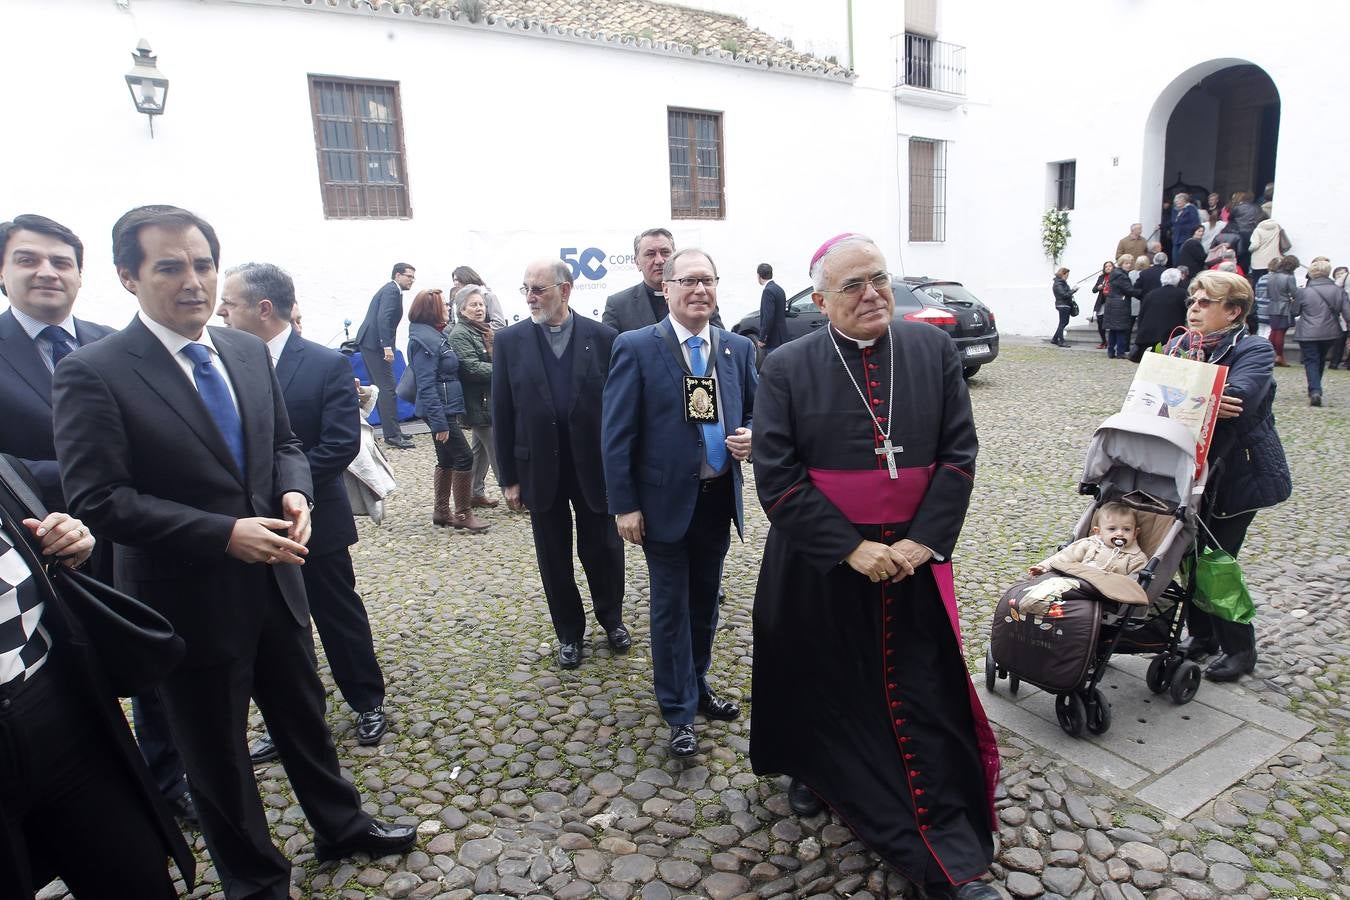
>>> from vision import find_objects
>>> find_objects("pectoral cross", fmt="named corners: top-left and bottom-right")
top-left (875, 438), bottom-right (903, 479)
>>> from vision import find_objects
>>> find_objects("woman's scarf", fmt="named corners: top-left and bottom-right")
top-left (1200, 323), bottom-right (1244, 361)
top-left (463, 316), bottom-right (494, 358)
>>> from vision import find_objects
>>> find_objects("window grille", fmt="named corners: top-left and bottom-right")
top-left (668, 108), bottom-right (725, 219)
top-left (909, 138), bottom-right (947, 242)
top-left (308, 76), bottom-right (411, 219)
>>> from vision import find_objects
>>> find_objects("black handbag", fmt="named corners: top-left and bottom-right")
top-left (0, 456), bottom-right (185, 697)
top-left (1070, 299), bottom-right (1080, 317)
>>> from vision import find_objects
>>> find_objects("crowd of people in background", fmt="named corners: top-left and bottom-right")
top-left (1051, 183), bottom-right (1350, 406)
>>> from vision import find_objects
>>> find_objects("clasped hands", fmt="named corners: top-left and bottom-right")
top-left (225, 491), bottom-right (312, 565)
top-left (23, 512), bottom-right (96, 569)
top-left (846, 538), bottom-right (933, 584)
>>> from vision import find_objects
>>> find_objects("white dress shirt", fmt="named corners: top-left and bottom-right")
top-left (137, 311), bottom-right (241, 414)
top-left (10, 305), bottom-right (79, 373)
top-left (265, 325), bottom-right (293, 369)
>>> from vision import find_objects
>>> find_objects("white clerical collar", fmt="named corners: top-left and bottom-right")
top-left (831, 325), bottom-right (879, 348)
top-left (11, 304), bottom-right (77, 342)
top-left (669, 315), bottom-right (711, 346)
top-left (544, 311), bottom-right (572, 334)
top-left (265, 325), bottom-right (293, 367)
top-left (138, 310), bottom-right (221, 360)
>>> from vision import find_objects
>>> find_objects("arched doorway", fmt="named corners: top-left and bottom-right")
top-left (1139, 59), bottom-right (1281, 238)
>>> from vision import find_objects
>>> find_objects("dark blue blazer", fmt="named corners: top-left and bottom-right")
top-left (602, 319), bottom-right (757, 543)
top-left (275, 330), bottom-right (360, 557)
top-left (355, 281), bottom-right (403, 351)
top-left (492, 314), bottom-right (617, 513)
top-left (758, 280), bottom-right (788, 349)
top-left (0, 308), bottom-right (114, 508)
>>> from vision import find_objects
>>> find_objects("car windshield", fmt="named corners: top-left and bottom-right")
top-left (910, 283), bottom-right (982, 306)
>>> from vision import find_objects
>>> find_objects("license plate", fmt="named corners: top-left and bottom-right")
top-left (964, 343), bottom-right (989, 357)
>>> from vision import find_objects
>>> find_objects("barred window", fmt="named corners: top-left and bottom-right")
top-left (908, 137), bottom-right (947, 242)
top-left (1053, 160), bottom-right (1076, 210)
top-left (308, 76), bottom-right (411, 219)
top-left (668, 108), bottom-right (726, 219)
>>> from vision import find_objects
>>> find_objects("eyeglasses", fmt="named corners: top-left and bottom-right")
top-left (1186, 295), bottom-right (1225, 308)
top-left (822, 272), bottom-right (892, 297)
top-left (667, 276), bottom-right (720, 289)
top-left (519, 282), bottom-right (563, 296)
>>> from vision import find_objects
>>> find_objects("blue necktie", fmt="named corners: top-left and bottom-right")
top-left (181, 343), bottom-right (246, 473)
top-left (39, 325), bottom-right (75, 369)
top-left (686, 336), bottom-right (727, 472)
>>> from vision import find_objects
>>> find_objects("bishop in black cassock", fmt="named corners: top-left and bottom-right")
top-left (749, 235), bottom-right (999, 899)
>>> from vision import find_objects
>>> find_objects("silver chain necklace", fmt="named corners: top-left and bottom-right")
top-left (827, 326), bottom-right (903, 478)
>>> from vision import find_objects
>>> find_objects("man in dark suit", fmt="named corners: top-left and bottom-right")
top-left (0, 455), bottom-right (193, 900)
top-left (52, 206), bottom-right (413, 900)
top-left (603, 227), bottom-right (723, 333)
top-left (0, 213), bottom-right (194, 826)
top-left (217, 262), bottom-right (389, 764)
top-left (355, 263), bottom-right (416, 449)
top-left (756, 262), bottom-right (788, 354)
top-left (493, 258), bottom-right (629, 670)
top-left (602, 248), bottom-right (756, 758)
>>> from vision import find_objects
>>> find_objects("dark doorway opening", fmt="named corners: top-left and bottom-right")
top-left (1162, 64), bottom-right (1279, 207)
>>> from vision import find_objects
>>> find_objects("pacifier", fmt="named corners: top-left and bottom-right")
top-left (1111, 537), bottom-right (1126, 548)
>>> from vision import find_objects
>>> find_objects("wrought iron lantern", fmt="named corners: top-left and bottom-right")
top-left (125, 40), bottom-right (169, 136)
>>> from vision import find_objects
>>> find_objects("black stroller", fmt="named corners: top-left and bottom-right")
top-left (985, 412), bottom-right (1211, 737)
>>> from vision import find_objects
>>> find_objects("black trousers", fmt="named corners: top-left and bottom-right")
top-left (1051, 308), bottom-right (1070, 344)
top-left (528, 462), bottom-right (625, 644)
top-left (1186, 511), bottom-right (1258, 654)
top-left (642, 475), bottom-right (732, 724)
top-left (159, 578), bottom-right (370, 900)
top-left (0, 653), bottom-right (176, 900)
top-left (359, 347), bottom-right (403, 441)
top-left (432, 425), bottom-right (473, 471)
top-left (302, 549), bottom-right (385, 714)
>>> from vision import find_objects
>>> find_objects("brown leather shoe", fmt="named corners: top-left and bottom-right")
top-left (471, 495), bottom-right (499, 508)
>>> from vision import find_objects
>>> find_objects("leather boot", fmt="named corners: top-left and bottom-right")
top-left (432, 467), bottom-right (453, 526)
top-left (450, 470), bottom-right (489, 533)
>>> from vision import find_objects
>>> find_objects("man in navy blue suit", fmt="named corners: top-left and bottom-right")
top-left (493, 258), bottom-right (629, 671)
top-left (0, 213), bottom-right (195, 827)
top-left (217, 262), bottom-right (389, 763)
top-left (602, 248), bottom-right (757, 758)
top-left (356, 263), bottom-right (416, 449)
top-left (756, 262), bottom-right (788, 355)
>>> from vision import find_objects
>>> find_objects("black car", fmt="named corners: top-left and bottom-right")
top-left (733, 276), bottom-right (999, 378)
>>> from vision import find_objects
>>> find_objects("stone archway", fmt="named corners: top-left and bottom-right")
top-left (1139, 59), bottom-right (1281, 237)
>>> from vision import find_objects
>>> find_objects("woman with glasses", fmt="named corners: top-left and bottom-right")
top-left (1171, 271), bottom-right (1290, 682)
top-left (448, 285), bottom-right (501, 508)
top-left (407, 289), bottom-right (489, 533)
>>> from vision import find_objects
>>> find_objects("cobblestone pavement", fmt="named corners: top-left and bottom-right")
top-left (44, 341), bottom-right (1350, 900)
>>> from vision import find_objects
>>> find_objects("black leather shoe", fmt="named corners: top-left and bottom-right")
top-left (924, 881), bottom-right (1000, 900)
top-left (558, 641), bottom-right (583, 669)
top-left (168, 790), bottom-right (200, 830)
top-left (669, 724), bottom-right (698, 757)
top-left (385, 435), bottom-right (415, 449)
top-left (314, 820), bottom-right (417, 862)
top-left (788, 778), bottom-right (823, 817)
top-left (1178, 635), bottom-right (1221, 661)
top-left (249, 733), bottom-right (279, 765)
top-left (355, 706), bottom-right (388, 745)
top-left (698, 692), bottom-right (740, 721)
top-left (606, 624), bottom-right (632, 654)
top-left (1205, 648), bottom-right (1257, 682)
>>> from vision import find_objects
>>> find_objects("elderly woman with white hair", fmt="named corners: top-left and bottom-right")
top-left (1131, 267), bottom-right (1189, 361)
top-left (447, 284), bottom-right (502, 505)
top-left (1292, 257), bottom-right (1350, 406)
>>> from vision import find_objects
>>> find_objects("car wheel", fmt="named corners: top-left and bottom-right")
top-left (962, 365), bottom-right (981, 380)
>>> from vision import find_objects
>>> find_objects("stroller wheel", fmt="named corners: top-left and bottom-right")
top-left (1008, 673), bottom-right (1021, 695)
top-left (1085, 686), bottom-right (1112, 734)
top-left (1146, 654), bottom-right (1171, 694)
top-left (1169, 660), bottom-right (1202, 705)
top-left (984, 646), bottom-right (997, 692)
top-left (1055, 692), bottom-right (1086, 737)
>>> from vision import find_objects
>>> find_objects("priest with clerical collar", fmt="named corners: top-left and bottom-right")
top-left (749, 233), bottom-right (999, 900)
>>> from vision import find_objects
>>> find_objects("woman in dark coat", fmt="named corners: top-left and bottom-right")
top-left (1131, 268), bottom-right (1189, 360)
top-left (1177, 225), bottom-right (1208, 286)
top-left (1171, 272), bottom-right (1291, 682)
top-left (1265, 254), bottom-right (1299, 367)
top-left (1102, 255), bottom-right (1137, 359)
top-left (408, 289), bottom-right (488, 533)
top-left (447, 285), bottom-right (499, 507)
top-left (1050, 266), bottom-right (1075, 346)
top-left (1091, 260), bottom-right (1114, 349)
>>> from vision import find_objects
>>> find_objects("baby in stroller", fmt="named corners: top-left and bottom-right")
top-left (1028, 502), bottom-right (1148, 578)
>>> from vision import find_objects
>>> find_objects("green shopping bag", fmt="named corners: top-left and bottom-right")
top-left (1190, 546), bottom-right (1256, 624)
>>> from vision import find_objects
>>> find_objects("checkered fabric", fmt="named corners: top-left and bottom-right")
top-left (0, 521), bottom-right (49, 685)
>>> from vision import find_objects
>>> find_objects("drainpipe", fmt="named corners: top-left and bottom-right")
top-left (846, 0), bottom-right (855, 70)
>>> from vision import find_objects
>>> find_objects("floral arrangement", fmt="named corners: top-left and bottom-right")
top-left (1041, 208), bottom-right (1071, 264)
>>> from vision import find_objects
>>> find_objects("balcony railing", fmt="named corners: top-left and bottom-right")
top-left (896, 34), bottom-right (966, 96)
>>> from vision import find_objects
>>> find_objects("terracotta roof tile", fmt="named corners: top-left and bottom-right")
top-left (287, 0), bottom-right (852, 79)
